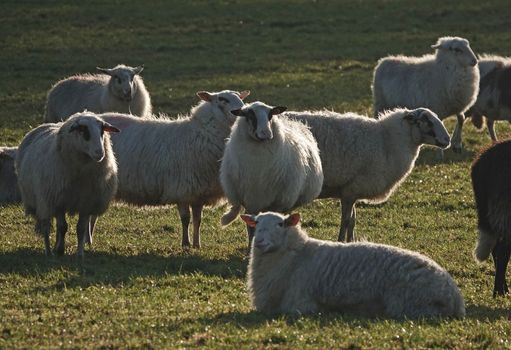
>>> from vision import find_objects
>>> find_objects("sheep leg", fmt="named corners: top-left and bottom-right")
top-left (76, 214), bottom-right (89, 259)
top-left (177, 203), bottom-right (191, 248)
top-left (492, 241), bottom-right (510, 297)
top-left (191, 203), bottom-right (203, 249)
top-left (487, 119), bottom-right (497, 143)
top-left (346, 205), bottom-right (357, 242)
top-left (451, 113), bottom-right (465, 153)
top-left (36, 218), bottom-right (52, 256)
top-left (86, 215), bottom-right (97, 246)
top-left (54, 213), bottom-right (68, 256)
top-left (338, 199), bottom-right (356, 242)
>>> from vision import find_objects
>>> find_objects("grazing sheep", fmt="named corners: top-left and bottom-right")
top-left (469, 55), bottom-right (511, 141)
top-left (243, 211), bottom-right (465, 319)
top-left (101, 90), bottom-right (250, 248)
top-left (472, 140), bottom-right (511, 297)
top-left (0, 147), bottom-right (21, 205)
top-left (285, 107), bottom-right (450, 242)
top-left (220, 102), bottom-right (323, 247)
top-left (372, 36), bottom-right (479, 152)
top-left (16, 112), bottom-right (119, 257)
top-left (44, 64), bottom-right (151, 122)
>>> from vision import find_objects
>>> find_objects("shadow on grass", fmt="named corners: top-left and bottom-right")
top-left (0, 247), bottom-right (247, 289)
top-left (465, 305), bottom-right (511, 321)
top-left (416, 147), bottom-right (476, 166)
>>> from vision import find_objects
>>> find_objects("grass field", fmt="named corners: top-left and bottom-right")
top-left (1, 1), bottom-right (511, 348)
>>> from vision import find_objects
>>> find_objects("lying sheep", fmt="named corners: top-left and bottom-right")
top-left (101, 90), bottom-right (250, 248)
top-left (372, 36), bottom-right (479, 152)
top-left (16, 112), bottom-right (119, 257)
top-left (285, 108), bottom-right (450, 242)
top-left (220, 102), bottom-right (323, 247)
top-left (469, 55), bottom-right (511, 141)
top-left (472, 140), bottom-right (511, 297)
top-left (44, 64), bottom-right (151, 122)
top-left (243, 211), bottom-right (465, 319)
top-left (0, 147), bottom-right (21, 205)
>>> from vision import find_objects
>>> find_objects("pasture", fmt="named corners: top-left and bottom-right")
top-left (1, 0), bottom-right (510, 348)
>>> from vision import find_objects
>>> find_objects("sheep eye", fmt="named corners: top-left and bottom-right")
top-left (115, 76), bottom-right (122, 84)
top-left (454, 48), bottom-right (462, 53)
top-left (79, 126), bottom-right (90, 141)
top-left (219, 97), bottom-right (229, 103)
top-left (278, 222), bottom-right (283, 227)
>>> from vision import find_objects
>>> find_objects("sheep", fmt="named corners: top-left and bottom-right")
top-left (468, 55), bottom-right (511, 142)
top-left (100, 90), bottom-right (250, 249)
top-left (0, 147), bottom-right (21, 205)
top-left (242, 211), bottom-right (465, 319)
top-left (372, 36), bottom-right (479, 153)
top-left (472, 140), bottom-right (511, 297)
top-left (219, 101), bottom-right (324, 247)
top-left (44, 64), bottom-right (152, 122)
top-left (285, 107), bottom-right (450, 242)
top-left (15, 112), bottom-right (119, 257)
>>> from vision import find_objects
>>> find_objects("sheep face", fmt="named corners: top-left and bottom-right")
top-left (432, 37), bottom-right (477, 67)
top-left (404, 108), bottom-right (451, 148)
top-left (241, 212), bottom-right (300, 253)
top-left (196, 90), bottom-right (250, 122)
top-left (0, 148), bottom-right (17, 203)
top-left (66, 113), bottom-right (120, 162)
top-left (231, 102), bottom-right (287, 141)
top-left (97, 65), bottom-right (144, 102)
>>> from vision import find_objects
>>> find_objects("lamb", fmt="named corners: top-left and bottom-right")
top-left (44, 64), bottom-right (152, 122)
top-left (242, 211), bottom-right (465, 319)
top-left (219, 102), bottom-right (323, 247)
top-left (285, 107), bottom-right (450, 242)
top-left (372, 36), bottom-right (479, 152)
top-left (100, 90), bottom-right (250, 249)
top-left (472, 140), bottom-right (511, 297)
top-left (0, 147), bottom-right (21, 205)
top-left (468, 55), bottom-right (511, 141)
top-left (15, 112), bottom-right (119, 257)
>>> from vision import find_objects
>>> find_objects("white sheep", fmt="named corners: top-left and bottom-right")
top-left (16, 112), bottom-right (119, 257)
top-left (220, 101), bottom-right (323, 247)
top-left (0, 147), bottom-right (21, 205)
top-left (285, 107), bottom-right (450, 242)
top-left (44, 64), bottom-right (152, 122)
top-left (100, 90), bottom-right (250, 249)
top-left (468, 55), bottom-right (511, 141)
top-left (372, 36), bottom-right (479, 152)
top-left (243, 211), bottom-right (465, 319)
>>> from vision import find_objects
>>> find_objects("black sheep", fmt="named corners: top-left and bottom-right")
top-left (472, 140), bottom-right (511, 296)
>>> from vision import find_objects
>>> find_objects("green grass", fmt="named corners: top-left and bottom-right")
top-left (1, 0), bottom-right (511, 348)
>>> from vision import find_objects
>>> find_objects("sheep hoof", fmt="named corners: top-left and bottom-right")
top-left (493, 284), bottom-right (509, 298)
top-left (451, 145), bottom-right (462, 154)
top-left (54, 247), bottom-right (65, 256)
top-left (192, 243), bottom-right (201, 249)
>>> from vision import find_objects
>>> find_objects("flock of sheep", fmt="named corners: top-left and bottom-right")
top-left (1, 35), bottom-right (511, 319)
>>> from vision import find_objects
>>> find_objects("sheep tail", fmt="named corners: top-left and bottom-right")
top-left (221, 204), bottom-right (242, 226)
top-left (471, 113), bottom-right (485, 130)
top-left (474, 228), bottom-right (498, 262)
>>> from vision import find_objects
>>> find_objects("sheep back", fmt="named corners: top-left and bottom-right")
top-left (102, 112), bottom-right (230, 207)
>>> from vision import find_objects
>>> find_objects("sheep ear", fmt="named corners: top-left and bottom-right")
top-left (270, 106), bottom-right (287, 116)
top-left (102, 122), bottom-right (120, 133)
top-left (431, 43), bottom-right (441, 49)
top-left (197, 91), bottom-right (212, 102)
top-left (230, 109), bottom-right (244, 117)
top-left (284, 213), bottom-right (300, 227)
top-left (404, 112), bottom-right (418, 123)
top-left (238, 90), bottom-right (250, 100)
top-left (240, 214), bottom-right (257, 227)
top-left (133, 65), bottom-right (144, 75)
top-left (97, 67), bottom-right (114, 75)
